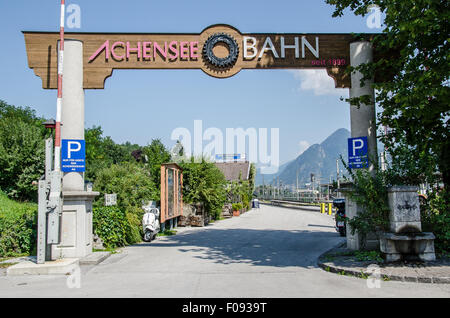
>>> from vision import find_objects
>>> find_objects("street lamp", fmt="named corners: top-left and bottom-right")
top-left (43, 119), bottom-right (56, 135)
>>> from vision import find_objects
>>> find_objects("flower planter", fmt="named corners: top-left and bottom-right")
top-left (233, 210), bottom-right (240, 217)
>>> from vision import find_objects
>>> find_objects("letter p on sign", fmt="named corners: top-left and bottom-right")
top-left (352, 139), bottom-right (364, 156)
top-left (68, 141), bottom-right (81, 159)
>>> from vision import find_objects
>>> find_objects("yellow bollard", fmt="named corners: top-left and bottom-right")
top-left (328, 203), bottom-right (333, 215)
top-left (320, 203), bottom-right (325, 214)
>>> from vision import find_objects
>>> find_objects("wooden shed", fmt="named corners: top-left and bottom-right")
top-left (160, 163), bottom-right (183, 225)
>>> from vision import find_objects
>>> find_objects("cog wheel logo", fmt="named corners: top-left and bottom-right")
top-left (203, 33), bottom-right (239, 68)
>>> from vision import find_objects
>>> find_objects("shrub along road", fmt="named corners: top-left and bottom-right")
top-left (0, 205), bottom-right (449, 297)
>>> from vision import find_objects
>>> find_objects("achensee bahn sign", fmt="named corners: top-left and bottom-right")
top-left (23, 24), bottom-right (385, 89)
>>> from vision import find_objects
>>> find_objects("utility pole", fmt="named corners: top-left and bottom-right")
top-left (336, 159), bottom-right (340, 189)
top-left (37, 0), bottom-right (66, 264)
top-left (262, 174), bottom-right (265, 199)
top-left (329, 175), bottom-right (332, 200)
top-left (380, 152), bottom-right (386, 171)
top-left (277, 176), bottom-right (279, 199)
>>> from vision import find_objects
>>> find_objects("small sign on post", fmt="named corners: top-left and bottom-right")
top-left (348, 136), bottom-right (369, 169)
top-left (61, 139), bottom-right (85, 172)
top-left (105, 193), bottom-right (117, 206)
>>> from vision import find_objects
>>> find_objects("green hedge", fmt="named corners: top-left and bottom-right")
top-left (0, 194), bottom-right (144, 255)
top-left (0, 192), bottom-right (37, 257)
top-left (92, 206), bottom-right (128, 248)
top-left (421, 190), bottom-right (450, 255)
top-left (93, 205), bottom-right (144, 248)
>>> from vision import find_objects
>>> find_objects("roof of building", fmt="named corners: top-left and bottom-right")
top-left (214, 161), bottom-right (250, 181)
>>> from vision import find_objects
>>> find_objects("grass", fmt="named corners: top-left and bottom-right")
top-left (358, 272), bottom-right (369, 279)
top-left (210, 216), bottom-right (226, 222)
top-left (436, 250), bottom-right (450, 259)
top-left (0, 191), bottom-right (37, 257)
top-left (93, 247), bottom-right (118, 254)
top-left (354, 250), bottom-right (384, 263)
top-left (157, 229), bottom-right (177, 237)
top-left (0, 262), bottom-right (17, 268)
top-left (323, 250), bottom-right (383, 263)
top-left (0, 192), bottom-right (37, 217)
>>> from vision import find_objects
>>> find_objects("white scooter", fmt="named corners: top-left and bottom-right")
top-left (142, 202), bottom-right (160, 242)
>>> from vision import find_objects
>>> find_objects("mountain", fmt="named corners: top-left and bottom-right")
top-left (254, 159), bottom-right (292, 186)
top-left (256, 128), bottom-right (350, 187)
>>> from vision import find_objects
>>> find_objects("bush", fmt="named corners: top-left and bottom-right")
top-left (93, 162), bottom-right (158, 247)
top-left (92, 206), bottom-right (128, 248)
top-left (179, 158), bottom-right (227, 220)
top-left (0, 101), bottom-right (46, 201)
top-left (421, 189), bottom-right (450, 255)
top-left (232, 203), bottom-right (242, 211)
top-left (85, 126), bottom-right (139, 181)
top-left (93, 162), bottom-right (158, 209)
top-left (340, 157), bottom-right (391, 247)
top-left (125, 206), bottom-right (144, 245)
top-left (0, 192), bottom-right (37, 257)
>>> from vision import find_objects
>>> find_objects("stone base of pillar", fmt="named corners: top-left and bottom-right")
top-left (345, 193), bottom-right (379, 251)
top-left (50, 191), bottom-right (99, 260)
top-left (347, 229), bottom-right (379, 251)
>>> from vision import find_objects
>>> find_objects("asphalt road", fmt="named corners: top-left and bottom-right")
top-left (0, 205), bottom-right (449, 297)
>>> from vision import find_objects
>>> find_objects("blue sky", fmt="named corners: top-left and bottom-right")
top-left (0, 0), bottom-right (382, 165)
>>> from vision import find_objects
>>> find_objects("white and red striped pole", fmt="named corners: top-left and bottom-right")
top-left (54, 0), bottom-right (65, 171)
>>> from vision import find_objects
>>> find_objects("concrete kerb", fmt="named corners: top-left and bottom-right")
top-left (6, 258), bottom-right (79, 276)
top-left (260, 202), bottom-right (322, 212)
top-left (317, 243), bottom-right (450, 284)
top-left (79, 251), bottom-right (111, 266)
top-left (3, 250), bottom-right (112, 276)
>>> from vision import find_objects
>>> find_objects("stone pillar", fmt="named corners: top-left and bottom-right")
top-left (344, 191), bottom-right (379, 250)
top-left (346, 41), bottom-right (379, 251)
top-left (61, 40), bottom-right (85, 192)
top-left (349, 41), bottom-right (378, 171)
top-left (380, 186), bottom-right (436, 262)
top-left (51, 40), bottom-right (98, 260)
top-left (387, 186), bottom-right (422, 233)
top-left (344, 191), bottom-right (361, 250)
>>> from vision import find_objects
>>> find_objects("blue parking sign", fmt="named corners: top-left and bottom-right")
top-left (348, 137), bottom-right (368, 169)
top-left (61, 139), bottom-right (85, 172)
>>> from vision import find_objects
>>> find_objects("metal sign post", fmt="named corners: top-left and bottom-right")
top-left (37, 179), bottom-right (47, 264)
top-left (37, 137), bottom-right (63, 263)
top-left (46, 171), bottom-right (63, 245)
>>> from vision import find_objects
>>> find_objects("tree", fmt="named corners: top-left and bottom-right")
top-left (85, 126), bottom-right (139, 180)
top-left (179, 157), bottom-right (227, 220)
top-left (142, 139), bottom-right (172, 191)
top-left (248, 163), bottom-right (256, 197)
top-left (93, 162), bottom-right (158, 209)
top-left (85, 126), bottom-right (107, 180)
top-left (325, 0), bottom-right (449, 191)
top-left (92, 162), bottom-right (158, 246)
top-left (0, 100), bottom-right (46, 201)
